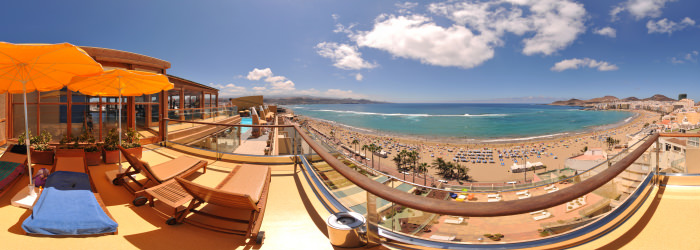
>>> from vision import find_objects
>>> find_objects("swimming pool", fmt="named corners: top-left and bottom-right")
top-left (241, 117), bottom-right (252, 133)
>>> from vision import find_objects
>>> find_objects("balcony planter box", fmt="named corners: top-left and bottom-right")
top-left (30, 148), bottom-right (54, 165)
top-left (85, 150), bottom-right (102, 166)
top-left (103, 146), bottom-right (142, 163)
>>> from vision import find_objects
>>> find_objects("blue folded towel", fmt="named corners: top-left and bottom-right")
top-left (22, 171), bottom-right (118, 235)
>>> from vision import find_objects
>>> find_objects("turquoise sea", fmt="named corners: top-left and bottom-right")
top-left (288, 103), bottom-right (634, 141)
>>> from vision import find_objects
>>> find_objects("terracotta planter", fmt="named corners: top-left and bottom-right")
top-left (30, 148), bottom-right (55, 165)
top-left (85, 150), bottom-right (101, 166)
top-left (103, 149), bottom-right (119, 164)
top-left (103, 146), bottom-right (142, 163)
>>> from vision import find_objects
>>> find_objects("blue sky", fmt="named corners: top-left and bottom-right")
top-left (3, 0), bottom-right (699, 103)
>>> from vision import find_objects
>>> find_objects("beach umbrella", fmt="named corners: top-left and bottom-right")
top-left (0, 42), bottom-right (103, 208)
top-left (68, 69), bottom-right (173, 173)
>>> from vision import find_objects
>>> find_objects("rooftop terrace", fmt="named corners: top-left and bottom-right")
top-left (1, 118), bottom-right (699, 249)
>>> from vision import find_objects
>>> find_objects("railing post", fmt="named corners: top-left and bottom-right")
top-left (655, 135), bottom-right (660, 185)
top-left (293, 129), bottom-right (298, 172)
top-left (215, 131), bottom-right (220, 160)
top-left (365, 192), bottom-right (381, 247)
top-left (163, 119), bottom-right (168, 147)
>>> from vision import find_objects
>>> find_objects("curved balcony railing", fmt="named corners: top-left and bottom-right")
top-left (162, 117), bottom-right (697, 247)
top-left (305, 124), bottom-right (655, 194)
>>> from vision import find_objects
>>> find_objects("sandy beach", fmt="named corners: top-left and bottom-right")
top-left (296, 109), bottom-right (658, 185)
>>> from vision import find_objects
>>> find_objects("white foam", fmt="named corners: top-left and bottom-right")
top-left (481, 133), bottom-right (568, 142)
top-left (313, 109), bottom-right (507, 117)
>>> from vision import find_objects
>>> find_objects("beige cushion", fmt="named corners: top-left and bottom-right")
top-left (0, 151), bottom-right (27, 164)
top-left (218, 165), bottom-right (270, 204)
top-left (148, 156), bottom-right (203, 182)
top-left (55, 157), bottom-right (85, 173)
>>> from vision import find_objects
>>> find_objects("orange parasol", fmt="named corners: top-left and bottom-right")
top-left (68, 69), bottom-right (173, 173)
top-left (0, 42), bottom-right (103, 208)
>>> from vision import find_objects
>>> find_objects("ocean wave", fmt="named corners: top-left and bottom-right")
top-left (481, 133), bottom-right (569, 142)
top-left (313, 109), bottom-right (507, 117)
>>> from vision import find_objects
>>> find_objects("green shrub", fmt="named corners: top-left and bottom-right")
top-left (31, 130), bottom-right (52, 151)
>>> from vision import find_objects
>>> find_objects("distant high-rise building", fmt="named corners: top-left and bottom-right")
top-left (679, 93), bottom-right (687, 100)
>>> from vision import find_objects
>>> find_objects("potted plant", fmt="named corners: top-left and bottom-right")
top-left (30, 130), bottom-right (54, 165)
top-left (102, 128), bottom-right (120, 163)
top-left (102, 128), bottom-right (142, 163)
top-left (12, 131), bottom-right (30, 154)
top-left (77, 130), bottom-right (101, 166)
top-left (121, 128), bottom-right (143, 159)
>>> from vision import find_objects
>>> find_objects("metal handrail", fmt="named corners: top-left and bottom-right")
top-left (164, 118), bottom-right (687, 216)
top-left (303, 123), bottom-right (651, 194)
top-left (298, 124), bottom-right (659, 216)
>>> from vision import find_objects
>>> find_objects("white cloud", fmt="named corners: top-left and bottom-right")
top-left (594, 27), bottom-right (617, 38)
top-left (396, 2), bottom-right (419, 14)
top-left (354, 14), bottom-right (498, 69)
top-left (325, 89), bottom-right (367, 99)
top-left (551, 58), bottom-right (619, 72)
top-left (263, 75), bottom-right (295, 91)
top-left (355, 73), bottom-right (363, 81)
top-left (647, 17), bottom-right (696, 34)
top-left (245, 68), bottom-right (295, 92)
top-left (346, 0), bottom-right (586, 69)
top-left (610, 6), bottom-right (625, 21)
top-left (331, 14), bottom-right (339, 21)
top-left (671, 50), bottom-right (698, 64)
top-left (315, 42), bottom-right (377, 70)
top-left (611, 0), bottom-right (676, 20)
top-left (429, 0), bottom-right (587, 56)
top-left (246, 68), bottom-right (272, 81)
top-left (210, 83), bottom-right (247, 96)
top-left (297, 88), bottom-right (321, 96)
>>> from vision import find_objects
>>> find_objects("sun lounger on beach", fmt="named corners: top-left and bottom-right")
top-left (115, 146), bottom-right (207, 206)
top-left (429, 234), bottom-right (456, 241)
top-left (544, 185), bottom-right (556, 191)
top-left (529, 210), bottom-right (546, 215)
top-left (488, 197), bottom-right (501, 202)
top-left (444, 217), bottom-right (464, 224)
top-left (22, 149), bottom-right (117, 236)
top-left (515, 190), bottom-right (529, 196)
top-left (487, 193), bottom-right (500, 198)
top-left (518, 193), bottom-right (531, 199)
top-left (547, 187), bottom-right (559, 193)
top-left (533, 212), bottom-right (552, 221)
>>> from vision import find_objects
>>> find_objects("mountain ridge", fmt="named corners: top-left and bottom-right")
top-left (549, 94), bottom-right (676, 106)
top-left (265, 96), bottom-right (387, 105)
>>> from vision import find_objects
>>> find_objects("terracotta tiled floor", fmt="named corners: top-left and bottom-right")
top-left (0, 146), bottom-right (386, 250)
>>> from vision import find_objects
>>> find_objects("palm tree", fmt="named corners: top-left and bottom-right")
top-left (431, 157), bottom-right (447, 176)
top-left (375, 145), bottom-right (383, 171)
top-left (418, 162), bottom-right (429, 186)
top-left (369, 143), bottom-right (377, 169)
top-left (393, 153), bottom-right (405, 180)
top-left (351, 139), bottom-right (359, 158)
top-left (408, 151), bottom-right (419, 183)
top-left (361, 144), bottom-right (368, 163)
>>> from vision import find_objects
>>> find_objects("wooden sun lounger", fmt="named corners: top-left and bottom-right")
top-left (0, 145), bottom-right (28, 199)
top-left (115, 146), bottom-right (207, 206)
top-left (168, 165), bottom-right (271, 244)
top-left (25, 148), bottom-right (118, 236)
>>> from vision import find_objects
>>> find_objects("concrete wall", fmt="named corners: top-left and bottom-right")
top-left (686, 148), bottom-right (700, 173)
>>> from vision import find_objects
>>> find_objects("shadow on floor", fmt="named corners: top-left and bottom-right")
top-left (596, 186), bottom-right (665, 249)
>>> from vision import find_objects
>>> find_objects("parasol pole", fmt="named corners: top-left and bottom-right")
top-left (22, 81), bottom-right (36, 196)
top-left (118, 86), bottom-right (123, 173)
